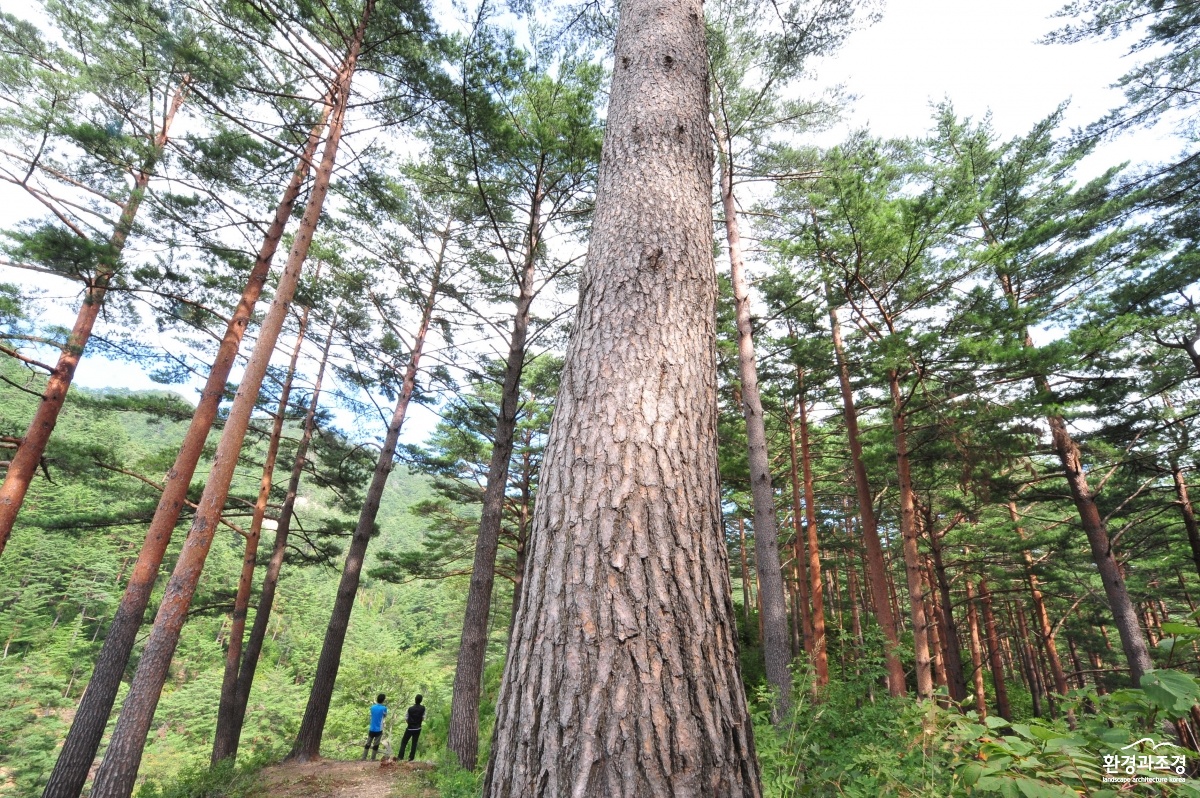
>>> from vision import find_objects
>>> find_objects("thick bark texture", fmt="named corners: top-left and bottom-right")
top-left (827, 298), bottom-right (905, 696)
top-left (718, 127), bottom-right (790, 717)
top-left (481, 0), bottom-right (762, 791)
top-left (0, 81), bottom-right (188, 554)
top-left (448, 185), bottom-right (540, 772)
top-left (41, 90), bottom-right (328, 798)
top-left (289, 255), bottom-right (437, 762)
top-left (87, 24), bottom-right (364, 794)
top-left (888, 371), bottom-right (932, 699)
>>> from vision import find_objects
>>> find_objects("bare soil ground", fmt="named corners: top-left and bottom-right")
top-left (253, 759), bottom-right (437, 798)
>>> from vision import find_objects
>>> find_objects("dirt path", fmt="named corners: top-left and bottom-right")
top-left (255, 759), bottom-right (436, 798)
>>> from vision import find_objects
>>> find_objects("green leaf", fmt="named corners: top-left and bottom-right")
top-left (985, 715), bottom-right (1010, 730)
top-left (1141, 669), bottom-right (1200, 715)
top-left (960, 762), bottom-right (984, 786)
top-left (1160, 622), bottom-right (1200, 637)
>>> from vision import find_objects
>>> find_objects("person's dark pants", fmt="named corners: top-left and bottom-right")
top-left (398, 728), bottom-right (421, 761)
top-left (363, 730), bottom-right (382, 759)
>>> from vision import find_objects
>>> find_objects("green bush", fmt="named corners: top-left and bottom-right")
top-left (751, 666), bottom-right (1200, 797)
top-left (133, 753), bottom-right (272, 798)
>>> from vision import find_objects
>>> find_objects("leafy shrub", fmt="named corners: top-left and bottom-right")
top-left (751, 666), bottom-right (1200, 797)
top-left (133, 753), bottom-right (272, 798)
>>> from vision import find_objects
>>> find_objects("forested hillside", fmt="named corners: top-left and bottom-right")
top-left (4, 0), bottom-right (1200, 796)
top-left (0, 368), bottom-right (472, 795)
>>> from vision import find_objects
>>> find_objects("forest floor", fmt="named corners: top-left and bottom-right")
top-left (254, 759), bottom-right (437, 798)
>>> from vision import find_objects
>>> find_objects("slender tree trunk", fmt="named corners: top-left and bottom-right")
top-left (965, 580), bottom-right (988, 718)
top-left (1066, 637), bottom-right (1087, 690)
top-left (1172, 466), bottom-right (1200, 581)
top-left (1044, 412), bottom-right (1153, 684)
top-left (227, 314), bottom-right (332, 756)
top-left (1008, 502), bottom-right (1071, 712)
top-left (289, 232), bottom-right (439, 763)
top-left (211, 304), bottom-right (318, 765)
top-left (795, 378), bottom-right (827, 685)
top-left (508, 457), bottom-right (532, 634)
top-left (977, 579), bottom-right (1011, 720)
top-left (717, 126), bottom-right (791, 717)
top-left (1088, 649), bottom-right (1109, 695)
top-left (87, 19), bottom-right (367, 793)
top-left (927, 524), bottom-right (967, 704)
top-left (826, 294), bottom-right (905, 697)
top-left (739, 518), bottom-right (752, 631)
top-left (888, 370), bottom-right (932, 699)
top-left (785, 418), bottom-right (812, 658)
top-left (40, 89), bottom-right (330, 798)
top-left (0, 81), bottom-right (188, 553)
top-left (448, 180), bottom-right (542, 770)
top-left (482, 0), bottom-right (762, 788)
top-left (1015, 604), bottom-right (1045, 717)
top-left (926, 567), bottom-right (947, 693)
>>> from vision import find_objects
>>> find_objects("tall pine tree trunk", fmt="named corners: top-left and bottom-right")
top-left (927, 519), bottom-right (967, 702)
top-left (796, 379), bottom-right (828, 686)
top-left (785, 416), bottom-right (813, 658)
top-left (888, 369), bottom-right (932, 699)
top-left (482, 0), bottom-right (762, 789)
top-left (211, 303), bottom-right (322, 764)
top-left (1172, 465), bottom-right (1200, 581)
top-left (447, 178), bottom-right (543, 772)
top-left (0, 81), bottom-right (188, 553)
top-left (1008, 501), bottom-right (1071, 707)
top-left (826, 294), bottom-right (905, 696)
top-left (717, 125), bottom-right (791, 718)
top-left (87, 18), bottom-right (366, 792)
top-left (965, 579), bottom-right (988, 718)
top-left (289, 249), bottom-right (439, 762)
top-left (1044, 411), bottom-right (1153, 684)
top-left (227, 313), bottom-right (333, 758)
top-left (40, 89), bottom-right (330, 798)
top-left (978, 578), bottom-right (1011, 720)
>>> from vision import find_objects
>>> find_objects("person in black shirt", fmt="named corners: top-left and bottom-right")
top-left (398, 694), bottom-right (425, 761)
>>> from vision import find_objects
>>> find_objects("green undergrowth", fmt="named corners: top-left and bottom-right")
top-left (752, 666), bottom-right (1200, 797)
top-left (134, 752), bottom-right (273, 798)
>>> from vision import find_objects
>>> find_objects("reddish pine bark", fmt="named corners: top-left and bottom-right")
top-left (86, 18), bottom-right (365, 793)
top-left (965, 579), bottom-right (988, 718)
top-left (826, 295), bottom-right (905, 696)
top-left (211, 304), bottom-right (319, 765)
top-left (887, 370), bottom-right (933, 699)
top-left (40, 89), bottom-right (330, 798)
top-left (795, 373), bottom-right (827, 685)
top-left (927, 519), bottom-right (968, 702)
top-left (226, 312), bottom-right (333, 758)
top-left (0, 81), bottom-right (188, 553)
top-left (1172, 466), bottom-right (1200, 581)
top-left (977, 579), bottom-right (1011, 720)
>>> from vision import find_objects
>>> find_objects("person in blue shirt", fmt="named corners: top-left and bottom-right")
top-left (398, 694), bottom-right (425, 761)
top-left (362, 693), bottom-right (387, 760)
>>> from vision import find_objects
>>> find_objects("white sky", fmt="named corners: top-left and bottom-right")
top-left (2, 0), bottom-right (1179, 444)
top-left (811, 0), bottom-right (1180, 169)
